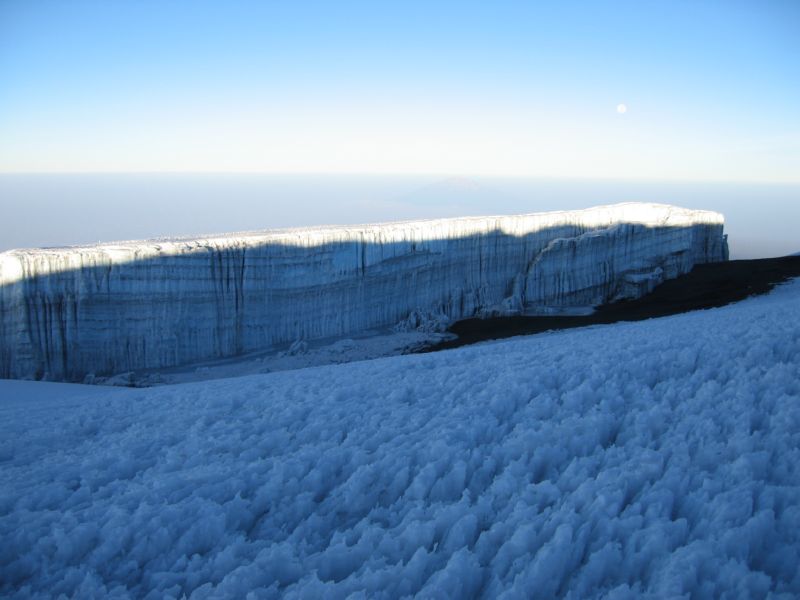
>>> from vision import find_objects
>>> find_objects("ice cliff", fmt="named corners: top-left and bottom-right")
top-left (0, 203), bottom-right (727, 381)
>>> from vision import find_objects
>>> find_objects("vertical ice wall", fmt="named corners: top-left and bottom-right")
top-left (0, 203), bottom-right (727, 381)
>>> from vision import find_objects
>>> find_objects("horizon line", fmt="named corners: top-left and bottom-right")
top-left (1, 171), bottom-right (799, 186)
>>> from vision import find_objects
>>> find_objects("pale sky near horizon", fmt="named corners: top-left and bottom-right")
top-left (1, 0), bottom-right (799, 181)
top-left (1, 173), bottom-right (798, 258)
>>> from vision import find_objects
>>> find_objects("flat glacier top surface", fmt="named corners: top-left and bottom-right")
top-left (1, 277), bottom-right (797, 598)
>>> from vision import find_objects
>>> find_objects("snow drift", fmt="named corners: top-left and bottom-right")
top-left (2, 278), bottom-right (798, 598)
top-left (0, 203), bottom-right (727, 381)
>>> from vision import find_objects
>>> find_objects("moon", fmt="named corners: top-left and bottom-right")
top-left (616, 103), bottom-right (628, 114)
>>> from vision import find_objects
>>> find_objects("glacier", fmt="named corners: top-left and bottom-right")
top-left (0, 202), bottom-right (727, 381)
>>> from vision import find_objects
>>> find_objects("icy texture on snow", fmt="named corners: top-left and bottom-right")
top-left (2, 279), bottom-right (798, 598)
top-left (0, 203), bottom-right (727, 381)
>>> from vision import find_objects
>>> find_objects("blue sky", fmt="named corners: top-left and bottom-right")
top-left (1, 0), bottom-right (798, 181)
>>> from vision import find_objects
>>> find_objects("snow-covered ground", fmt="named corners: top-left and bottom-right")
top-left (2, 280), bottom-right (799, 598)
top-left (90, 329), bottom-right (452, 388)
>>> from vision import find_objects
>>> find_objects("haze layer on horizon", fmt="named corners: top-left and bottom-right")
top-left (1, 1), bottom-right (798, 182)
top-left (1, 174), bottom-right (797, 260)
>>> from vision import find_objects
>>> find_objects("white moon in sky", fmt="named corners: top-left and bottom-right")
top-left (617, 103), bottom-right (628, 114)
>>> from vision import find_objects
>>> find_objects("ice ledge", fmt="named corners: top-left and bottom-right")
top-left (0, 202), bottom-right (727, 381)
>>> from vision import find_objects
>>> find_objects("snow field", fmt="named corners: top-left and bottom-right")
top-left (2, 280), bottom-right (799, 598)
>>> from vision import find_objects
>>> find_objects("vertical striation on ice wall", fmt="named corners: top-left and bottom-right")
top-left (0, 203), bottom-right (727, 381)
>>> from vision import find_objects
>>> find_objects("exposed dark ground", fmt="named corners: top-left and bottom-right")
top-left (418, 255), bottom-right (800, 352)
